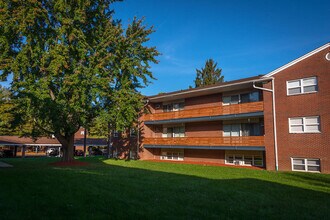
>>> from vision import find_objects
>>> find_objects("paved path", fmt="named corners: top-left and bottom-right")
top-left (0, 161), bottom-right (13, 168)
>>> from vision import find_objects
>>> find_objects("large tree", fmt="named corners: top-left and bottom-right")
top-left (0, 85), bottom-right (32, 135)
top-left (0, 0), bottom-right (159, 161)
top-left (0, 85), bottom-right (16, 134)
top-left (194, 59), bottom-right (224, 87)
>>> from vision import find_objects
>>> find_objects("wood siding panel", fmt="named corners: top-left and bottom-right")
top-left (144, 136), bottom-right (264, 147)
top-left (142, 101), bottom-right (264, 121)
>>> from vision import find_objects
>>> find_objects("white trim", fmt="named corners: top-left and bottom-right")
top-left (326, 53), bottom-right (330, 61)
top-left (253, 78), bottom-right (279, 171)
top-left (288, 116), bottom-right (320, 133)
top-left (263, 43), bottom-right (330, 78)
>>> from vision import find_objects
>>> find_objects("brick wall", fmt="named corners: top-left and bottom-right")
top-left (263, 47), bottom-right (330, 173)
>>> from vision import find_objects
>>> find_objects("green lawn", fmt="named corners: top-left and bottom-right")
top-left (0, 157), bottom-right (329, 219)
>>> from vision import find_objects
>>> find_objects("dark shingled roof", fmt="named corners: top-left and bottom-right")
top-left (147, 75), bottom-right (263, 99)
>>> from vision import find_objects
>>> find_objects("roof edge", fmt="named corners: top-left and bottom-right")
top-left (263, 42), bottom-right (330, 78)
top-left (148, 76), bottom-right (272, 101)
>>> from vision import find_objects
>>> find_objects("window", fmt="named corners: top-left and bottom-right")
top-left (162, 126), bottom-right (185, 138)
top-left (287, 77), bottom-right (318, 95)
top-left (289, 116), bottom-right (320, 133)
top-left (80, 130), bottom-right (85, 135)
top-left (225, 154), bottom-right (263, 167)
top-left (113, 130), bottom-right (119, 137)
top-left (130, 128), bottom-right (137, 137)
top-left (223, 91), bottom-right (260, 105)
top-left (163, 101), bottom-right (184, 112)
top-left (161, 150), bottom-right (184, 161)
top-left (223, 123), bottom-right (263, 137)
top-left (292, 158), bottom-right (320, 172)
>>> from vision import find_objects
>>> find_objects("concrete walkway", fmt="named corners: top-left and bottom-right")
top-left (0, 161), bottom-right (13, 168)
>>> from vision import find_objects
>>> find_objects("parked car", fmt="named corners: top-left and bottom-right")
top-left (75, 150), bottom-right (84, 156)
top-left (47, 148), bottom-right (60, 157)
top-left (89, 147), bottom-right (103, 156)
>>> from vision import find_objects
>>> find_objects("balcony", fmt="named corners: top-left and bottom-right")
top-left (143, 136), bottom-right (265, 150)
top-left (142, 101), bottom-right (264, 123)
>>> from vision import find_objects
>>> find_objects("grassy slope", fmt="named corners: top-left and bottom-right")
top-left (0, 157), bottom-right (329, 219)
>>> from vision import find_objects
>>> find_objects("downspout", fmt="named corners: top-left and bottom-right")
top-left (253, 77), bottom-right (279, 171)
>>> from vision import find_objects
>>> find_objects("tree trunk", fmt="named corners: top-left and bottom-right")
top-left (106, 123), bottom-right (112, 159)
top-left (57, 134), bottom-right (75, 162)
top-left (83, 128), bottom-right (87, 157)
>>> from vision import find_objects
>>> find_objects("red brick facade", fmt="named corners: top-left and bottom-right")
top-left (139, 43), bottom-right (330, 173)
top-left (263, 46), bottom-right (330, 173)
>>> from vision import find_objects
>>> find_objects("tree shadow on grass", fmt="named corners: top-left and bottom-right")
top-left (280, 171), bottom-right (330, 188)
top-left (0, 157), bottom-right (329, 219)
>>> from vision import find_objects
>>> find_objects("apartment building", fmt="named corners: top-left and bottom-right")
top-left (139, 43), bottom-right (330, 173)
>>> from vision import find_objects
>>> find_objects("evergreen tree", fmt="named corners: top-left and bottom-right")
top-left (0, 0), bottom-right (159, 161)
top-left (194, 59), bottom-right (224, 87)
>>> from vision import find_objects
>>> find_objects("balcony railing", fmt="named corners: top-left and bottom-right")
top-left (143, 136), bottom-right (264, 147)
top-left (142, 101), bottom-right (264, 122)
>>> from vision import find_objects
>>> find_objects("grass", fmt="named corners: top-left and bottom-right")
top-left (0, 157), bottom-right (329, 219)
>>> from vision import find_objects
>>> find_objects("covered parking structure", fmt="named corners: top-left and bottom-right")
top-left (0, 136), bottom-right (107, 158)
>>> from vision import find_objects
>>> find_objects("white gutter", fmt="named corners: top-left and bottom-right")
top-left (253, 77), bottom-right (279, 171)
top-left (149, 77), bottom-right (273, 101)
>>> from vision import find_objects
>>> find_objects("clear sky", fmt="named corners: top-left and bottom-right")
top-left (1, 0), bottom-right (329, 96)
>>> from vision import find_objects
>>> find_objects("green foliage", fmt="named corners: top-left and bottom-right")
top-left (0, 1), bottom-right (159, 156)
top-left (194, 59), bottom-right (224, 87)
top-left (0, 85), bottom-right (33, 135)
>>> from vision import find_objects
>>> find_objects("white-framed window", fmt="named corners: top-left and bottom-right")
top-left (80, 130), bottom-right (85, 135)
top-left (162, 126), bottom-right (185, 138)
top-left (225, 154), bottom-right (263, 167)
top-left (161, 149), bottom-right (184, 161)
top-left (289, 116), bottom-right (320, 133)
top-left (291, 158), bottom-right (320, 172)
top-left (223, 91), bottom-right (260, 105)
top-left (287, 77), bottom-right (318, 95)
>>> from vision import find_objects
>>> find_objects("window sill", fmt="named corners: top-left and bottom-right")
top-left (292, 169), bottom-right (320, 173)
top-left (287, 91), bottom-right (318, 96)
top-left (289, 132), bottom-right (321, 134)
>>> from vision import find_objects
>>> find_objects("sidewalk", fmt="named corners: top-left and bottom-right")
top-left (0, 161), bottom-right (13, 168)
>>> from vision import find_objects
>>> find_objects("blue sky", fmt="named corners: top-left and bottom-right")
top-left (1, 0), bottom-right (329, 96)
top-left (113, 0), bottom-right (330, 95)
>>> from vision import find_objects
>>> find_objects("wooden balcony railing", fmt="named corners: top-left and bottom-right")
top-left (142, 101), bottom-right (264, 122)
top-left (143, 136), bottom-right (264, 147)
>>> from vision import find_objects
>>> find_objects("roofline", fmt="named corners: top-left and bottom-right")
top-left (148, 77), bottom-right (272, 101)
top-left (263, 42), bottom-right (330, 78)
